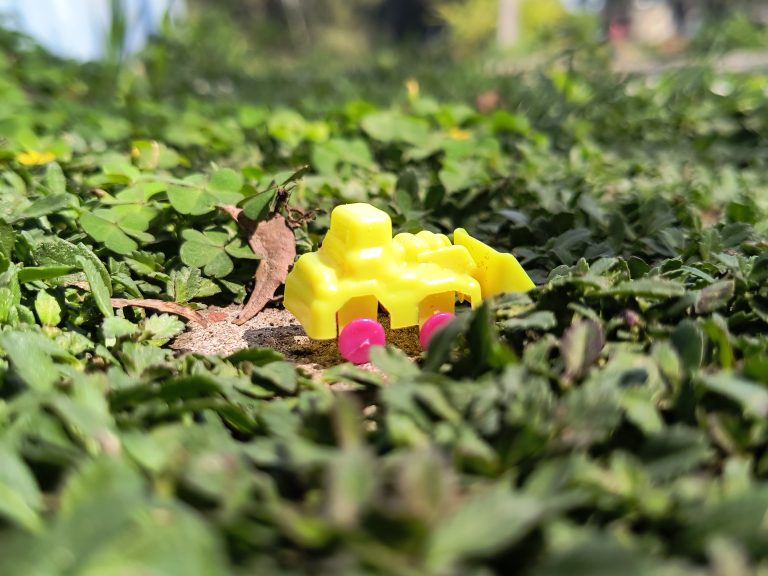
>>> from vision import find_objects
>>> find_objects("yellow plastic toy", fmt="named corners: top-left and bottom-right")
top-left (284, 203), bottom-right (534, 364)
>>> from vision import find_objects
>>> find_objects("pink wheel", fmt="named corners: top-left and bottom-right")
top-left (419, 312), bottom-right (454, 349)
top-left (338, 318), bottom-right (386, 364)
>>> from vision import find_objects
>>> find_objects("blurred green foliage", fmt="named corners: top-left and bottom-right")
top-left (691, 10), bottom-right (768, 52)
top-left (180, 0), bottom-right (595, 62)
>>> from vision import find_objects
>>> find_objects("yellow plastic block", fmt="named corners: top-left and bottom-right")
top-left (283, 203), bottom-right (535, 340)
top-left (454, 228), bottom-right (535, 296)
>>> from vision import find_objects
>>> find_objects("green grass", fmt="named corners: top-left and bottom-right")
top-left (2, 23), bottom-right (768, 575)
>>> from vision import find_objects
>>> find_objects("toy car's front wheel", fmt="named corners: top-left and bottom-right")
top-left (338, 318), bottom-right (386, 364)
top-left (419, 312), bottom-right (454, 348)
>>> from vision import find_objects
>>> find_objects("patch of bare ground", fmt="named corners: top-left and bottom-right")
top-left (171, 304), bottom-right (422, 378)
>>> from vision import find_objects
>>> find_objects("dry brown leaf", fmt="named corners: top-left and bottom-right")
top-left (111, 298), bottom-right (208, 327)
top-left (222, 205), bottom-right (296, 325)
top-left (476, 89), bottom-right (500, 113)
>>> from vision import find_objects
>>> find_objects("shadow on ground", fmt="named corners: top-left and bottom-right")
top-left (172, 305), bottom-right (423, 377)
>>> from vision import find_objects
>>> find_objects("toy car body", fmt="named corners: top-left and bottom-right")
top-left (284, 203), bottom-right (534, 363)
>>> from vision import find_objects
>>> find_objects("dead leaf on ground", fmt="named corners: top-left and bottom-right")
top-left (476, 90), bottom-right (500, 113)
top-left (111, 298), bottom-right (209, 327)
top-left (221, 205), bottom-right (296, 325)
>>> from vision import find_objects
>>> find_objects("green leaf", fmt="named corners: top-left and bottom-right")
top-left (208, 168), bottom-right (243, 195)
top-left (748, 253), bottom-right (768, 283)
top-left (0, 221), bottom-right (14, 260)
top-left (167, 180), bottom-right (214, 216)
top-left (45, 162), bottom-right (66, 194)
top-left (0, 444), bottom-right (43, 532)
top-left (703, 314), bottom-right (734, 370)
top-left (681, 487), bottom-right (768, 556)
top-left (426, 485), bottom-right (551, 571)
top-left (46, 457), bottom-right (148, 570)
top-left (251, 361), bottom-right (298, 394)
top-left (119, 342), bottom-right (173, 375)
top-left (143, 314), bottom-right (184, 342)
top-left (80, 209), bottom-right (139, 255)
top-left (439, 158), bottom-right (484, 194)
top-left (699, 372), bottom-right (768, 418)
top-left (361, 111), bottom-right (430, 146)
top-left (621, 390), bottom-right (664, 435)
top-left (100, 160), bottom-right (141, 184)
top-left (77, 503), bottom-right (232, 576)
top-left (370, 346), bottom-right (419, 379)
top-left (423, 312), bottom-right (471, 373)
top-left (112, 272), bottom-right (142, 298)
top-left (396, 168), bottom-right (419, 200)
top-left (502, 311), bottom-right (557, 332)
top-left (312, 138), bottom-right (373, 174)
top-left (168, 267), bottom-right (205, 303)
top-left (671, 320), bottom-right (704, 373)
top-left (279, 164), bottom-right (310, 186)
top-left (168, 172), bottom-right (242, 215)
top-left (102, 317), bottom-right (139, 339)
top-left (4, 170), bottom-right (26, 195)
top-left (33, 237), bottom-right (85, 268)
top-left (695, 280), bottom-right (735, 314)
top-left (599, 278), bottom-right (686, 299)
top-left (179, 229), bottom-right (234, 278)
top-left (77, 243), bottom-right (112, 295)
top-left (16, 194), bottom-right (75, 221)
top-left (326, 448), bottom-right (376, 527)
top-left (529, 537), bottom-right (660, 576)
top-left (130, 140), bottom-right (180, 170)
top-left (466, 301), bottom-right (514, 371)
top-left (78, 255), bottom-right (114, 318)
top-left (0, 286), bottom-right (14, 323)
top-left (0, 330), bottom-right (65, 390)
top-left (268, 108), bottom-right (309, 149)
top-left (0, 263), bottom-right (21, 303)
top-left (107, 205), bottom-right (156, 239)
top-left (18, 265), bottom-right (79, 283)
top-left (561, 379), bottom-right (622, 446)
top-left (241, 190), bottom-right (274, 221)
top-left (226, 347), bottom-right (284, 366)
top-left (561, 319), bottom-right (605, 379)
top-left (113, 181), bottom-right (167, 204)
top-left (35, 290), bottom-right (62, 326)
top-left (224, 239), bottom-right (260, 260)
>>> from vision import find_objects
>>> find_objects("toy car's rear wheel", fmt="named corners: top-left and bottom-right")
top-left (338, 318), bottom-right (386, 364)
top-left (419, 312), bottom-right (454, 348)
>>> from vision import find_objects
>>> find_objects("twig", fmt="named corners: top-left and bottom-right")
top-left (111, 298), bottom-right (208, 327)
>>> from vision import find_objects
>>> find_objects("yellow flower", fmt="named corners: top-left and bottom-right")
top-left (449, 127), bottom-right (471, 141)
top-left (405, 78), bottom-right (420, 100)
top-left (16, 150), bottom-right (56, 166)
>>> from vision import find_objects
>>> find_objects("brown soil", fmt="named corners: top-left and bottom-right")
top-left (171, 304), bottom-right (422, 377)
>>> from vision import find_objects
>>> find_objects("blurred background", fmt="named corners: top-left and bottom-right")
top-left (1, 0), bottom-right (768, 170)
top-left (2, 1), bottom-right (768, 83)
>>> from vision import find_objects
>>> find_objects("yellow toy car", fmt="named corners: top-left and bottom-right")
top-left (284, 203), bottom-right (534, 363)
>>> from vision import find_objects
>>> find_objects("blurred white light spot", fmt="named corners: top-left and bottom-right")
top-left (711, 79), bottom-right (734, 97)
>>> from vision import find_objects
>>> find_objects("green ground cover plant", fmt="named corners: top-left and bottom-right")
top-left (2, 25), bottom-right (768, 575)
